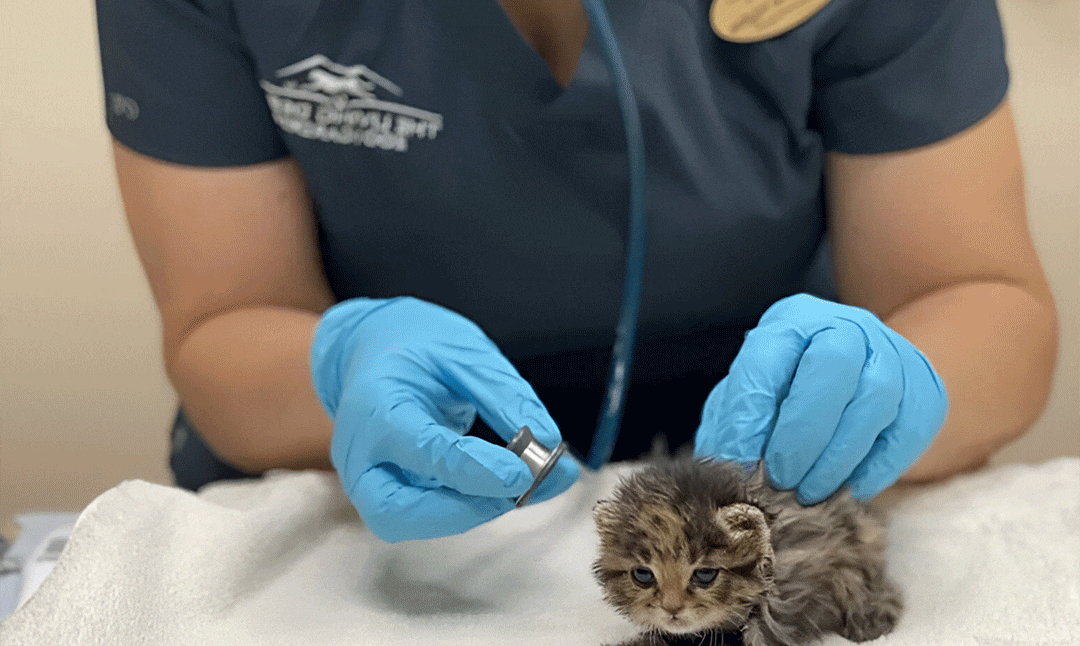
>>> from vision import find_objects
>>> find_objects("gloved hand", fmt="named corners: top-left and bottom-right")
top-left (311, 296), bottom-right (579, 542)
top-left (695, 294), bottom-right (948, 504)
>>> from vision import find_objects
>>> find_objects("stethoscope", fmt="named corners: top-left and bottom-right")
top-left (580, 0), bottom-right (647, 471)
top-left (508, 0), bottom-right (648, 487)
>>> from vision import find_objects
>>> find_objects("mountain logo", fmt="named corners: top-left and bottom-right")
top-left (261, 55), bottom-right (444, 152)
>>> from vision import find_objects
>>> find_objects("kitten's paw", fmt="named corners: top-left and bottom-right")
top-left (839, 581), bottom-right (902, 642)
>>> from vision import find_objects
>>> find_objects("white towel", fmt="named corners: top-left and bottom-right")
top-left (1, 458), bottom-right (1077, 645)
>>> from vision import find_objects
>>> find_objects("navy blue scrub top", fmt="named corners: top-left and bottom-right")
top-left (97, 0), bottom-right (1008, 457)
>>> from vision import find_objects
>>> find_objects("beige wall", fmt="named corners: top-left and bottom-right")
top-left (2, 1), bottom-right (1077, 529)
top-left (2, 1), bottom-right (177, 527)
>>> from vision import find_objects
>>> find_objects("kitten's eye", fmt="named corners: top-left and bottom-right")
top-left (692, 568), bottom-right (719, 585)
top-left (630, 567), bottom-right (655, 585)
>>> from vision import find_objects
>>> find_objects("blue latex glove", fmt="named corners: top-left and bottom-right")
top-left (695, 294), bottom-right (948, 504)
top-left (311, 297), bottom-right (579, 542)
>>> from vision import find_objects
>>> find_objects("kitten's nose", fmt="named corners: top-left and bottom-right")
top-left (660, 600), bottom-right (684, 616)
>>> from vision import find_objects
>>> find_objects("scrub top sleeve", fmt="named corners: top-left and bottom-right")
top-left (812, 0), bottom-right (1009, 154)
top-left (95, 0), bottom-right (287, 166)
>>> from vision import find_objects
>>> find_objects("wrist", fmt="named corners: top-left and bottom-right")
top-left (882, 280), bottom-right (1058, 483)
top-left (309, 297), bottom-right (389, 416)
top-left (169, 306), bottom-right (336, 474)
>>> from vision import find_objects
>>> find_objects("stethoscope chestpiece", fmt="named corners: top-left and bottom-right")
top-left (506, 426), bottom-right (567, 508)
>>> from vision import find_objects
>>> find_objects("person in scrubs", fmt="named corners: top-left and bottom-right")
top-left (96, 0), bottom-right (1058, 541)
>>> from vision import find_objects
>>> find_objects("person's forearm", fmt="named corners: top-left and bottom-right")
top-left (884, 280), bottom-right (1058, 482)
top-left (167, 306), bottom-right (334, 473)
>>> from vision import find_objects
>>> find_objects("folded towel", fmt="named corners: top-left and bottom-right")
top-left (2, 458), bottom-right (1077, 645)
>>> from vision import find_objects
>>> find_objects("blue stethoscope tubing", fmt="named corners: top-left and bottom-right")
top-left (579, 0), bottom-right (648, 470)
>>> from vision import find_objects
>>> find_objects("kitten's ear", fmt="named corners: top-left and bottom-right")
top-left (593, 499), bottom-right (616, 527)
top-left (715, 503), bottom-right (769, 539)
top-left (715, 503), bottom-right (774, 577)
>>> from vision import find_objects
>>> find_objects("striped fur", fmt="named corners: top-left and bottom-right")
top-left (593, 458), bottom-right (900, 646)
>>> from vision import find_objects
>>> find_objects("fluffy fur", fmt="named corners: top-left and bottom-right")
top-left (592, 458), bottom-right (900, 646)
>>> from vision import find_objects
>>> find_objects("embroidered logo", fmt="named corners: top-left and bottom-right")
top-left (261, 55), bottom-right (443, 152)
top-left (108, 92), bottom-right (140, 120)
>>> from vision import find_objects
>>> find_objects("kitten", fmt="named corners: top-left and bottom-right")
top-left (592, 458), bottom-right (900, 646)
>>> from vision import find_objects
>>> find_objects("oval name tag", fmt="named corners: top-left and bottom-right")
top-left (710, 0), bottom-right (832, 43)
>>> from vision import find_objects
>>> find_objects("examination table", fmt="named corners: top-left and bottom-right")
top-left (1, 458), bottom-right (1077, 645)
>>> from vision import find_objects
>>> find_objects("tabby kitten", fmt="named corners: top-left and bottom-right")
top-left (592, 458), bottom-right (901, 646)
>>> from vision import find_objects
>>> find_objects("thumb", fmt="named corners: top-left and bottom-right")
top-left (695, 324), bottom-right (808, 461)
top-left (383, 401), bottom-right (535, 498)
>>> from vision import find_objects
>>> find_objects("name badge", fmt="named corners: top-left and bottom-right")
top-left (710, 0), bottom-right (832, 43)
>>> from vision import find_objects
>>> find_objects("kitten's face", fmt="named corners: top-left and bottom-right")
top-left (594, 499), bottom-right (774, 636)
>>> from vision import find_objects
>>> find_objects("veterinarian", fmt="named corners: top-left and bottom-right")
top-left (96, 0), bottom-right (1058, 542)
